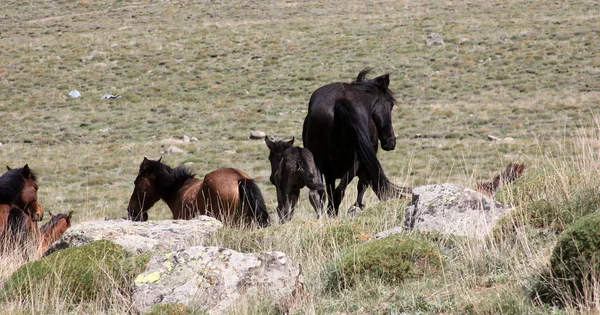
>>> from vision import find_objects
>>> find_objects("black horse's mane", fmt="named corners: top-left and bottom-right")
top-left (0, 167), bottom-right (36, 204)
top-left (352, 68), bottom-right (397, 105)
top-left (40, 212), bottom-right (73, 234)
top-left (141, 160), bottom-right (196, 198)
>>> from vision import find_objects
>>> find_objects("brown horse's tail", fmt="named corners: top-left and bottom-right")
top-left (238, 178), bottom-right (270, 228)
top-left (334, 99), bottom-right (409, 200)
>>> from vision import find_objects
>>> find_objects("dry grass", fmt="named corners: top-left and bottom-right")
top-left (1, 0), bottom-right (600, 313)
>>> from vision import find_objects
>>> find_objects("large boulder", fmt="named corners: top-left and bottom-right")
top-left (403, 183), bottom-right (511, 238)
top-left (45, 216), bottom-right (222, 255)
top-left (132, 246), bottom-right (305, 314)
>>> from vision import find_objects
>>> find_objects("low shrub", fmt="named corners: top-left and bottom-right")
top-left (2, 240), bottom-right (150, 304)
top-left (327, 233), bottom-right (442, 291)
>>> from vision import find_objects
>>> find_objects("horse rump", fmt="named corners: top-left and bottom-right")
top-left (238, 178), bottom-right (270, 228)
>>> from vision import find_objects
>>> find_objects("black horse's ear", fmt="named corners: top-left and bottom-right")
top-left (265, 136), bottom-right (274, 150)
top-left (67, 211), bottom-right (74, 221)
top-left (287, 137), bottom-right (295, 146)
top-left (374, 74), bottom-right (390, 90)
top-left (143, 157), bottom-right (149, 162)
top-left (158, 156), bottom-right (162, 163)
top-left (23, 164), bottom-right (31, 177)
top-left (48, 211), bottom-right (55, 218)
top-left (6, 165), bottom-right (11, 171)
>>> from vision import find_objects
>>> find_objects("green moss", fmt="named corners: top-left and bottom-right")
top-left (144, 303), bottom-right (207, 315)
top-left (2, 240), bottom-right (149, 304)
top-left (550, 212), bottom-right (600, 303)
top-left (493, 171), bottom-right (600, 238)
top-left (327, 233), bottom-right (442, 291)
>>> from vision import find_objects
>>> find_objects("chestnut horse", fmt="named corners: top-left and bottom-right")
top-left (0, 165), bottom-right (43, 222)
top-left (1, 165), bottom-right (44, 245)
top-left (264, 136), bottom-right (324, 223)
top-left (477, 163), bottom-right (526, 196)
top-left (40, 211), bottom-right (73, 254)
top-left (127, 157), bottom-right (270, 228)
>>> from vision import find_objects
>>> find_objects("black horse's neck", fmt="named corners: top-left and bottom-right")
top-left (156, 166), bottom-right (195, 202)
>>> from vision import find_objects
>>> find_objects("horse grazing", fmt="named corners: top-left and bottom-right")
top-left (265, 136), bottom-right (324, 223)
top-left (40, 211), bottom-right (73, 254)
top-left (0, 165), bottom-right (43, 222)
top-left (127, 157), bottom-right (270, 228)
top-left (302, 68), bottom-right (411, 216)
top-left (476, 163), bottom-right (526, 196)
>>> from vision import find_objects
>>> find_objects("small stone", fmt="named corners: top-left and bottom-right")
top-left (487, 135), bottom-right (500, 141)
top-left (68, 90), bottom-right (81, 98)
top-left (415, 134), bottom-right (423, 138)
top-left (504, 137), bottom-right (515, 142)
top-left (425, 33), bottom-right (445, 46)
top-left (249, 130), bottom-right (266, 139)
top-left (183, 135), bottom-right (190, 143)
top-left (163, 146), bottom-right (184, 154)
top-left (224, 150), bottom-right (236, 155)
top-left (190, 137), bottom-right (199, 142)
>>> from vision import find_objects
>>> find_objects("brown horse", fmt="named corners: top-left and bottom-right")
top-left (0, 165), bottom-right (43, 222)
top-left (265, 136), bottom-right (324, 223)
top-left (127, 157), bottom-right (270, 228)
top-left (0, 205), bottom-right (40, 255)
top-left (40, 211), bottom-right (73, 254)
top-left (476, 163), bottom-right (526, 196)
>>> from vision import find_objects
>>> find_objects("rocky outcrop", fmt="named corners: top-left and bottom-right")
top-left (45, 216), bottom-right (222, 256)
top-left (132, 246), bottom-right (305, 314)
top-left (403, 183), bottom-right (511, 238)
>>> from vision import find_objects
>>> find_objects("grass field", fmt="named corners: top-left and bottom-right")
top-left (1, 0), bottom-right (600, 313)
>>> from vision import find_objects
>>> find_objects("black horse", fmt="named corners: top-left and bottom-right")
top-left (264, 136), bottom-right (324, 223)
top-left (334, 120), bottom-right (379, 211)
top-left (302, 68), bottom-right (410, 216)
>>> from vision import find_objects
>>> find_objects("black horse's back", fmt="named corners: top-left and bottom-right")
top-left (238, 178), bottom-right (270, 228)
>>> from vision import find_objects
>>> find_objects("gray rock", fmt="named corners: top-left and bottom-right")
top-left (45, 216), bottom-right (223, 255)
top-left (487, 135), bottom-right (500, 141)
top-left (163, 145), bottom-right (185, 154)
top-left (374, 226), bottom-right (403, 239)
top-left (249, 130), bottom-right (266, 139)
top-left (190, 136), bottom-right (199, 142)
top-left (132, 246), bottom-right (305, 314)
top-left (425, 33), bottom-right (445, 46)
top-left (403, 183), bottom-right (511, 239)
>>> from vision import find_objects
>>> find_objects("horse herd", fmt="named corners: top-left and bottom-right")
top-left (1, 68), bottom-right (433, 256)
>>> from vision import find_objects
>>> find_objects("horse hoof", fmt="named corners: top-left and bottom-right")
top-left (348, 205), bottom-right (362, 217)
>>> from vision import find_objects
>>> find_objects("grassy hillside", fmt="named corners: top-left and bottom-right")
top-left (1, 0), bottom-right (599, 313)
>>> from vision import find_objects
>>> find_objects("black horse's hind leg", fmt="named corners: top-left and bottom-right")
top-left (324, 174), bottom-right (338, 216)
top-left (286, 189), bottom-right (300, 222)
top-left (354, 170), bottom-right (370, 209)
top-left (275, 187), bottom-right (290, 223)
top-left (334, 161), bottom-right (360, 211)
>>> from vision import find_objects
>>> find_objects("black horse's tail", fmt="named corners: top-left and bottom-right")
top-left (238, 178), bottom-right (270, 228)
top-left (334, 99), bottom-right (397, 200)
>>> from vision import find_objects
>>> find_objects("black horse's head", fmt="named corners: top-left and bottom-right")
top-left (126, 157), bottom-right (168, 221)
top-left (264, 136), bottom-right (294, 185)
top-left (354, 69), bottom-right (397, 151)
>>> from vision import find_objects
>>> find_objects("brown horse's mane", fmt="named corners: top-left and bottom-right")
top-left (40, 212), bottom-right (72, 234)
top-left (0, 167), bottom-right (37, 204)
top-left (351, 68), bottom-right (397, 105)
top-left (142, 160), bottom-right (196, 198)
